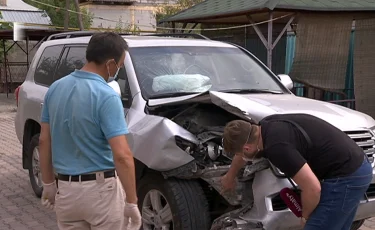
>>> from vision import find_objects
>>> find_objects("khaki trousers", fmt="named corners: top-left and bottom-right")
top-left (55, 175), bottom-right (126, 230)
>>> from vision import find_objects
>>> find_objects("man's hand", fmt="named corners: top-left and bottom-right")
top-left (124, 202), bottom-right (142, 230)
top-left (220, 155), bottom-right (245, 194)
top-left (221, 173), bottom-right (236, 194)
top-left (41, 181), bottom-right (57, 210)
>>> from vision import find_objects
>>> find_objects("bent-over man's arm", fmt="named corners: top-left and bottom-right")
top-left (292, 163), bottom-right (321, 218)
top-left (99, 95), bottom-right (137, 204)
top-left (227, 155), bottom-right (246, 179)
top-left (221, 155), bottom-right (246, 193)
top-left (266, 143), bottom-right (321, 219)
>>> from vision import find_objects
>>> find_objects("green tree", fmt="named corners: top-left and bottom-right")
top-left (155, 0), bottom-right (203, 32)
top-left (24, 0), bottom-right (93, 30)
top-left (114, 16), bottom-right (141, 34)
top-left (0, 22), bottom-right (14, 61)
top-left (156, 0), bottom-right (203, 22)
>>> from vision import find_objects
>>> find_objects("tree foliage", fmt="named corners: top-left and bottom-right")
top-left (24, 0), bottom-right (93, 30)
top-left (0, 22), bottom-right (14, 61)
top-left (114, 16), bottom-right (141, 34)
top-left (95, 16), bottom-right (141, 34)
top-left (155, 0), bottom-right (203, 23)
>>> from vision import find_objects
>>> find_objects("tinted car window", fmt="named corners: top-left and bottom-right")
top-left (55, 46), bottom-right (87, 81)
top-left (34, 45), bottom-right (64, 86)
top-left (117, 68), bottom-right (131, 101)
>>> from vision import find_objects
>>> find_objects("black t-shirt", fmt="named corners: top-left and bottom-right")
top-left (260, 113), bottom-right (364, 180)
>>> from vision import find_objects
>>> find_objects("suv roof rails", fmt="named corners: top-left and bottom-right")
top-left (142, 33), bottom-right (210, 40)
top-left (46, 31), bottom-right (210, 41)
top-left (46, 31), bottom-right (133, 41)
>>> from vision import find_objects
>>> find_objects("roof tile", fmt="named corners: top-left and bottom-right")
top-left (164, 0), bottom-right (375, 22)
top-left (0, 10), bottom-right (51, 25)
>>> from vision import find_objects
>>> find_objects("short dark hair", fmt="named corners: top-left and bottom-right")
top-left (222, 120), bottom-right (258, 156)
top-left (86, 32), bottom-right (128, 65)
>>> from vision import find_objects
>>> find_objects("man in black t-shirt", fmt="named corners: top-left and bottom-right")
top-left (221, 113), bottom-right (373, 230)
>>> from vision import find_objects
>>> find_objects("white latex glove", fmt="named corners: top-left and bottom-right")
top-left (124, 202), bottom-right (142, 230)
top-left (41, 181), bottom-right (57, 210)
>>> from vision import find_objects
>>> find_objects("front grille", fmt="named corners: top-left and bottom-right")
top-left (271, 195), bottom-right (287, 211)
top-left (366, 184), bottom-right (375, 199)
top-left (271, 190), bottom-right (301, 211)
top-left (345, 130), bottom-right (375, 165)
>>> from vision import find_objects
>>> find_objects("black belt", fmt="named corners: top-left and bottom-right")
top-left (57, 169), bottom-right (116, 182)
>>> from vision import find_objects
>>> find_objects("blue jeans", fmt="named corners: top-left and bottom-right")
top-left (304, 156), bottom-right (373, 230)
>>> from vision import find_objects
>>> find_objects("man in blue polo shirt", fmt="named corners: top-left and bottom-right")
top-left (39, 32), bottom-right (141, 230)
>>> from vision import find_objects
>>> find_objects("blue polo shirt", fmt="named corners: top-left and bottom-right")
top-left (41, 70), bottom-right (128, 175)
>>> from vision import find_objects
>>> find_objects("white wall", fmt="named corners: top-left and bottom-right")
top-left (85, 4), bottom-right (157, 31)
top-left (83, 0), bottom-right (178, 31)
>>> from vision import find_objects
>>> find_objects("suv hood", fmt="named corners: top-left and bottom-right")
top-left (148, 91), bottom-right (375, 131)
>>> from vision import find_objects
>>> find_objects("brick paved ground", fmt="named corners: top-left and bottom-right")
top-left (0, 93), bottom-right (374, 230)
top-left (0, 94), bottom-right (58, 230)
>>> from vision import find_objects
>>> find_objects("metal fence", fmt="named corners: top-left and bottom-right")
top-left (292, 85), bottom-right (356, 110)
top-left (0, 61), bottom-right (28, 93)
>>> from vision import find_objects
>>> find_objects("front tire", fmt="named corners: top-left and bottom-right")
top-left (350, 219), bottom-right (365, 230)
top-left (138, 173), bottom-right (211, 230)
top-left (27, 134), bottom-right (43, 197)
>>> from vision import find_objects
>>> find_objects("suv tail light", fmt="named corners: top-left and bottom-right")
top-left (15, 85), bottom-right (20, 107)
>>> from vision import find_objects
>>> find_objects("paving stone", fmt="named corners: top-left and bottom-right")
top-left (0, 94), bottom-right (58, 229)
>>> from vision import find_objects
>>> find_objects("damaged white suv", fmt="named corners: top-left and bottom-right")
top-left (15, 32), bottom-right (375, 230)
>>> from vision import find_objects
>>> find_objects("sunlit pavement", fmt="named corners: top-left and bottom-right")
top-left (0, 93), bottom-right (374, 230)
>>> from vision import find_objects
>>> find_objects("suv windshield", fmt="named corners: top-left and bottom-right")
top-left (129, 46), bottom-right (286, 99)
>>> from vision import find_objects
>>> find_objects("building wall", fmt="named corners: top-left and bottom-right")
top-left (83, 1), bottom-right (177, 31)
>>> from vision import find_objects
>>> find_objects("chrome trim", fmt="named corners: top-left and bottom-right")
top-left (345, 130), bottom-right (375, 167)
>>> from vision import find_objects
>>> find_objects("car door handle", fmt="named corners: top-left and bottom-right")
top-left (40, 103), bottom-right (43, 108)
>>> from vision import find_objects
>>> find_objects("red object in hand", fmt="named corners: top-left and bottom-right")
top-left (280, 188), bottom-right (302, 217)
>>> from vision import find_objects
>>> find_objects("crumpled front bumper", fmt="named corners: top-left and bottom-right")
top-left (211, 168), bottom-right (375, 230)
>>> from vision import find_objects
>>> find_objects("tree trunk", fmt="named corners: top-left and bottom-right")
top-left (64, 0), bottom-right (70, 30)
top-left (73, 0), bottom-right (84, 30)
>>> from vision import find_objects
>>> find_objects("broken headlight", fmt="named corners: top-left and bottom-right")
top-left (175, 136), bottom-right (197, 154)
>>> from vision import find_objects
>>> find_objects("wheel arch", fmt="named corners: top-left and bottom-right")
top-left (22, 119), bottom-right (41, 169)
top-left (134, 158), bottom-right (164, 183)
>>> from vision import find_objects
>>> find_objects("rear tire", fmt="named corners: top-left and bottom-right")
top-left (138, 173), bottom-right (211, 230)
top-left (27, 134), bottom-right (43, 198)
top-left (350, 219), bottom-right (365, 230)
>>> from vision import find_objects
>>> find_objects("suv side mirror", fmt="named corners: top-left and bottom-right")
top-left (108, 79), bottom-right (132, 108)
top-left (277, 74), bottom-right (293, 90)
top-left (108, 80), bottom-right (121, 96)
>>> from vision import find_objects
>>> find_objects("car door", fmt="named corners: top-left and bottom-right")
top-left (20, 44), bottom-right (64, 128)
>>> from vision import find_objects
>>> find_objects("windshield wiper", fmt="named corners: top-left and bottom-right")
top-left (219, 89), bottom-right (283, 94)
top-left (148, 92), bottom-right (204, 99)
